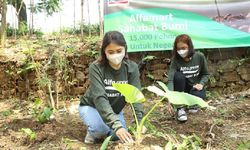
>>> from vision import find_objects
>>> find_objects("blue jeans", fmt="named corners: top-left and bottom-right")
top-left (78, 105), bottom-right (127, 139)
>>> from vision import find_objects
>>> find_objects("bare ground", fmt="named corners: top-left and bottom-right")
top-left (0, 89), bottom-right (249, 150)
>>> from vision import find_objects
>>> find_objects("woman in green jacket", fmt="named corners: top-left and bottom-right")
top-left (78, 31), bottom-right (143, 144)
top-left (168, 34), bottom-right (209, 122)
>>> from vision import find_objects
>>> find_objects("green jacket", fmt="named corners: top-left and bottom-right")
top-left (80, 59), bottom-right (143, 132)
top-left (168, 52), bottom-right (209, 91)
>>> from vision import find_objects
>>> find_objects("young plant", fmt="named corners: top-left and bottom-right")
top-left (101, 81), bottom-right (214, 149)
top-left (147, 81), bottom-right (215, 110)
top-left (112, 81), bottom-right (214, 142)
top-left (165, 134), bottom-right (202, 150)
top-left (20, 128), bottom-right (37, 141)
top-left (31, 98), bottom-right (53, 123)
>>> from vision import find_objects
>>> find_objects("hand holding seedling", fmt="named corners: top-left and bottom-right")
top-left (116, 127), bottom-right (134, 143)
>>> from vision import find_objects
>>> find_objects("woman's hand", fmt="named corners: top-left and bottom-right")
top-left (116, 128), bottom-right (134, 143)
top-left (193, 84), bottom-right (203, 91)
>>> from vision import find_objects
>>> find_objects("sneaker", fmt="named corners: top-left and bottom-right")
top-left (176, 108), bottom-right (187, 122)
top-left (188, 108), bottom-right (199, 113)
top-left (188, 106), bottom-right (199, 113)
top-left (84, 131), bottom-right (95, 144)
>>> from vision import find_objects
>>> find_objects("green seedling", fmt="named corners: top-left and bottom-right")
top-left (165, 134), bottom-right (202, 150)
top-left (37, 107), bottom-right (53, 123)
top-left (101, 81), bottom-right (214, 149)
top-left (31, 98), bottom-right (53, 123)
top-left (20, 128), bottom-right (37, 141)
top-left (116, 81), bottom-right (214, 140)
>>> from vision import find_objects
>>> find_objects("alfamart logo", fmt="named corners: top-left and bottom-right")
top-left (108, 0), bottom-right (129, 7)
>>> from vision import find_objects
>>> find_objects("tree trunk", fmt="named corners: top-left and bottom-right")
top-left (10, 0), bottom-right (27, 28)
top-left (80, 0), bottom-right (84, 42)
top-left (18, 1), bottom-right (27, 27)
top-left (98, 0), bottom-right (103, 37)
top-left (73, 0), bottom-right (76, 30)
top-left (29, 0), bottom-right (34, 36)
top-left (0, 0), bottom-right (7, 47)
top-left (86, 0), bottom-right (91, 37)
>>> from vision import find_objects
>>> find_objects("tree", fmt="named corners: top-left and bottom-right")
top-left (29, 0), bottom-right (34, 35)
top-left (7, 0), bottom-right (61, 30)
top-left (0, 0), bottom-right (7, 47)
top-left (86, 0), bottom-right (91, 37)
top-left (80, 0), bottom-right (84, 42)
top-left (8, 0), bottom-right (27, 27)
top-left (98, 0), bottom-right (103, 37)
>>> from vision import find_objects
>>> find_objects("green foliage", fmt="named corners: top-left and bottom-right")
top-left (142, 55), bottom-right (156, 62)
top-left (82, 35), bottom-right (100, 58)
top-left (36, 73), bottom-right (51, 88)
top-left (84, 50), bottom-right (99, 58)
top-left (20, 128), bottom-right (37, 141)
top-left (111, 81), bottom-right (214, 143)
top-left (17, 48), bottom-right (38, 75)
top-left (0, 110), bottom-right (13, 117)
top-left (206, 90), bottom-right (220, 100)
top-left (6, 24), bottom-right (44, 37)
top-left (165, 134), bottom-right (202, 150)
top-left (239, 95), bottom-right (246, 101)
top-left (148, 81), bottom-right (214, 109)
top-left (100, 136), bottom-right (112, 150)
top-left (180, 134), bottom-right (202, 149)
top-left (237, 140), bottom-right (250, 150)
top-left (17, 62), bottom-right (38, 75)
top-left (35, 0), bottom-right (61, 16)
top-left (208, 76), bottom-right (216, 85)
top-left (37, 107), bottom-right (53, 123)
top-left (213, 118), bottom-right (224, 126)
top-left (112, 83), bottom-right (165, 141)
top-left (31, 98), bottom-right (53, 123)
top-left (60, 24), bottom-right (100, 35)
top-left (112, 83), bottom-right (145, 104)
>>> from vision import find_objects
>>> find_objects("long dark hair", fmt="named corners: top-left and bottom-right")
top-left (98, 31), bottom-right (128, 64)
top-left (172, 34), bottom-right (195, 59)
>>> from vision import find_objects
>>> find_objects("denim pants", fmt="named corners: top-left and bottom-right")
top-left (78, 105), bottom-right (127, 139)
top-left (173, 71), bottom-right (206, 99)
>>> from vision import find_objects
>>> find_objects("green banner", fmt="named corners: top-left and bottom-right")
top-left (104, 0), bottom-right (250, 52)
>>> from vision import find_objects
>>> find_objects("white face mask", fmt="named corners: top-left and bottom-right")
top-left (177, 49), bottom-right (188, 58)
top-left (106, 50), bottom-right (125, 65)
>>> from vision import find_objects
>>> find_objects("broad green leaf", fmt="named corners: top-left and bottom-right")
top-left (147, 85), bottom-right (165, 97)
top-left (165, 141), bottom-right (173, 150)
top-left (165, 90), bottom-right (209, 108)
top-left (148, 85), bottom-right (210, 108)
top-left (38, 107), bottom-right (53, 123)
top-left (100, 135), bottom-right (112, 150)
top-left (157, 81), bottom-right (169, 92)
top-left (112, 83), bottom-right (145, 104)
top-left (43, 107), bottom-right (53, 119)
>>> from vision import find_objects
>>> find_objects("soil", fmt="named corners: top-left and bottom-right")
top-left (0, 89), bottom-right (249, 150)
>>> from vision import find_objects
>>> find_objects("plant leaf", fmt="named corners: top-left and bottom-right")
top-left (147, 85), bottom-right (166, 97)
top-left (112, 83), bottom-right (145, 104)
top-left (157, 81), bottom-right (169, 92)
top-left (100, 135), bottom-right (112, 150)
top-left (165, 90), bottom-right (209, 108)
top-left (148, 85), bottom-right (211, 108)
top-left (165, 141), bottom-right (173, 150)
